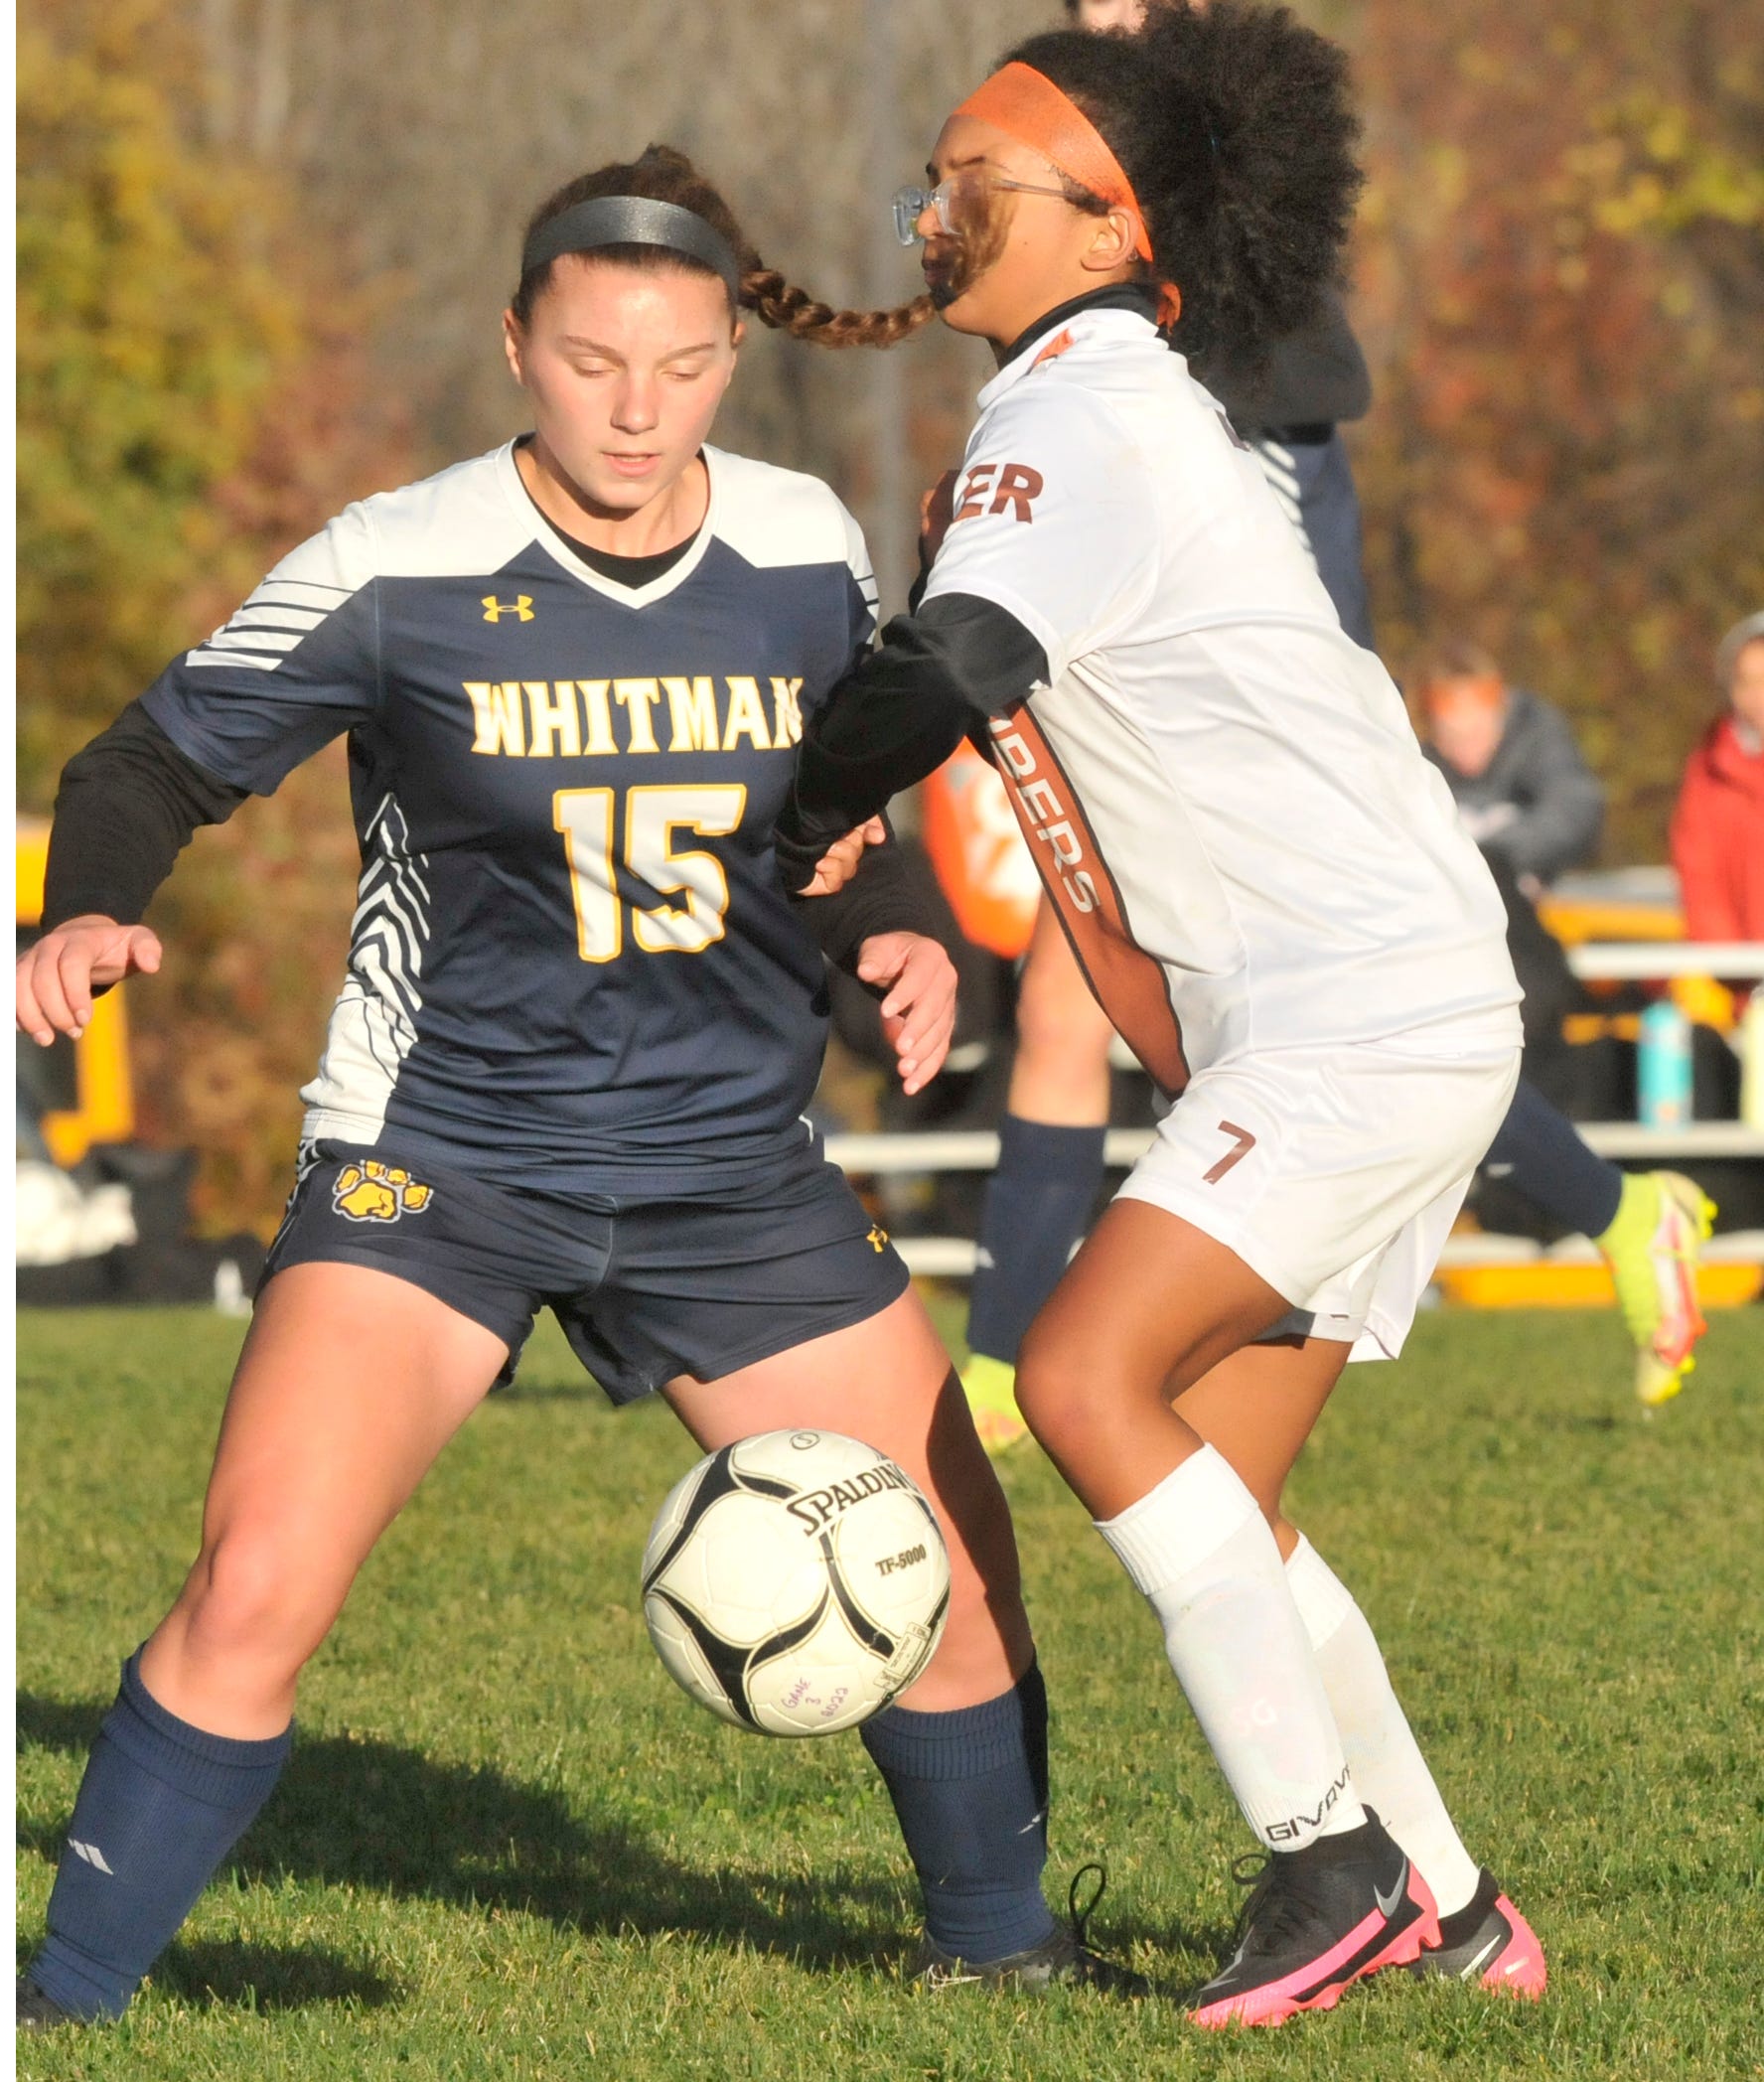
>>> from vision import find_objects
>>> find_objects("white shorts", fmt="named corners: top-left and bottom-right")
top-left (1116, 1029), bottom-right (1522, 1362)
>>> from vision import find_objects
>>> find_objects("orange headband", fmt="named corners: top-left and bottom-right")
top-left (955, 61), bottom-right (1181, 325)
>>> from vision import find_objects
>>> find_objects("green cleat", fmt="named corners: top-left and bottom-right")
top-left (1595, 1171), bottom-right (1716, 1408)
top-left (958, 1352), bottom-right (1030, 1456)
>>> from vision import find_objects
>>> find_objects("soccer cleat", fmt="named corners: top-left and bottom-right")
top-left (913, 1863), bottom-right (1150, 1995)
top-left (17, 1979), bottom-right (76, 2031)
top-left (1412, 1866), bottom-right (1545, 1998)
top-left (1596, 1171), bottom-right (1716, 1407)
top-left (958, 1352), bottom-right (1030, 1456)
top-left (1188, 1811), bottom-right (1439, 2029)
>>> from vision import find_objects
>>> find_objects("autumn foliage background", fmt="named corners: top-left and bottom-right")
top-left (17, 0), bottom-right (1764, 1233)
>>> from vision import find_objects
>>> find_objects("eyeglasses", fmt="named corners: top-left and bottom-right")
top-left (891, 171), bottom-right (1076, 247)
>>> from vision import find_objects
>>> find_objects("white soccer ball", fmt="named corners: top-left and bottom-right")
top-left (642, 1429), bottom-right (952, 1736)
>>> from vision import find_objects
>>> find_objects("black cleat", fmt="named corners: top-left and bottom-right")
top-left (1412, 1866), bottom-right (1546, 1997)
top-left (912, 1863), bottom-right (1151, 1996)
top-left (17, 1979), bottom-right (76, 2031)
top-left (1188, 1811), bottom-right (1440, 2028)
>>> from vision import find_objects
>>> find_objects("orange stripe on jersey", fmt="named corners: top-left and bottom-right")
top-left (986, 710), bottom-right (1190, 1097)
top-left (1031, 328), bottom-right (1076, 371)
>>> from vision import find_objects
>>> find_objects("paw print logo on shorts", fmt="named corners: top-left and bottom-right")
top-left (332, 1160), bottom-right (434, 1224)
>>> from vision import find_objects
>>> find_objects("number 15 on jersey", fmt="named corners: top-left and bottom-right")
top-left (554, 785), bottom-right (747, 962)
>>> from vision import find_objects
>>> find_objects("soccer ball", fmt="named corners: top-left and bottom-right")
top-left (642, 1429), bottom-right (952, 1736)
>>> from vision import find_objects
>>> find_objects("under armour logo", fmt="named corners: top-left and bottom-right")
top-left (866, 1226), bottom-right (889, 1254)
top-left (69, 1838), bottom-right (114, 1874)
top-left (482, 594), bottom-right (534, 623)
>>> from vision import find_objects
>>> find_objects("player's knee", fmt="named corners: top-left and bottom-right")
top-left (178, 1527), bottom-right (339, 1673)
top-left (1014, 976), bottom-right (1111, 1071)
top-left (1011, 1319), bottom-right (1085, 1460)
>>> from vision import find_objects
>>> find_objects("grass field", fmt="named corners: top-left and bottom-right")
top-left (16, 1299), bottom-right (1764, 2080)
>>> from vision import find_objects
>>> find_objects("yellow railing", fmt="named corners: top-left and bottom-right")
top-left (16, 817), bottom-right (137, 1166)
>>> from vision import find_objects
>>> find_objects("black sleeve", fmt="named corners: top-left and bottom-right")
top-left (775, 592), bottom-right (1048, 893)
top-left (41, 701), bottom-right (250, 931)
top-left (788, 817), bottom-right (951, 978)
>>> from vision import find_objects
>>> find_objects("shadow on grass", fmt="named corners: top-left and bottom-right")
top-left (18, 1694), bottom-right (910, 2007)
top-left (154, 1939), bottom-right (399, 2013)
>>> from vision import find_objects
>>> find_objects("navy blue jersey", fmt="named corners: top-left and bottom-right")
top-left (142, 442), bottom-right (877, 1195)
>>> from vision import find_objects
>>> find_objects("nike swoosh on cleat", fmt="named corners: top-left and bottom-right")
top-left (1373, 1862), bottom-right (1409, 1920)
top-left (1462, 1934), bottom-right (1503, 1979)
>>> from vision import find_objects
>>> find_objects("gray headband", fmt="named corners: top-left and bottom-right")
top-left (520, 196), bottom-right (743, 304)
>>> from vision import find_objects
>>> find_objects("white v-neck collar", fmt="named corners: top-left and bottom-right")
top-left (496, 440), bottom-right (721, 608)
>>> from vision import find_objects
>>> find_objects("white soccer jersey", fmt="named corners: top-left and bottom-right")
top-left (922, 306), bottom-right (1521, 1092)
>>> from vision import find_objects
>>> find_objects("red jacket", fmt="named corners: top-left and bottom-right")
top-left (1670, 716), bottom-right (1764, 942)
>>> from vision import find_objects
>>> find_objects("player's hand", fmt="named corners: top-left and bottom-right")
top-left (16, 915), bottom-right (162, 1046)
top-left (920, 470), bottom-right (958, 566)
top-left (858, 932), bottom-right (957, 1098)
top-left (799, 817), bottom-right (887, 898)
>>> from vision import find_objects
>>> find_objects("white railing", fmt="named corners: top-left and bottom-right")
top-left (822, 939), bottom-right (1764, 1275)
top-left (1566, 943), bottom-right (1764, 979)
top-left (880, 1231), bottom-right (1764, 1278)
top-left (823, 1120), bottom-right (1764, 1175)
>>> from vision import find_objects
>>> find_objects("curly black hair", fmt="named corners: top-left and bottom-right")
top-left (999, 1), bottom-right (1363, 368)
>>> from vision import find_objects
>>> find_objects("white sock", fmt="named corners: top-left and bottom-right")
top-left (1096, 1446), bottom-right (1366, 1852)
top-left (1285, 1534), bottom-right (1482, 1917)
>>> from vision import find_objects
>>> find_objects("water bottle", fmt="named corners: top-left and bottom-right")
top-left (1739, 989), bottom-right (1764, 1130)
top-left (1637, 995), bottom-right (1693, 1129)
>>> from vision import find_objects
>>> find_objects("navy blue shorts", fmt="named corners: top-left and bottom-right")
top-left (260, 1139), bottom-right (911, 1405)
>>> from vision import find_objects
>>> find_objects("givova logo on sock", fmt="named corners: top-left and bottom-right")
top-left (69, 1839), bottom-right (114, 1874)
top-left (332, 1161), bottom-right (434, 1224)
top-left (1264, 1764), bottom-right (1353, 1845)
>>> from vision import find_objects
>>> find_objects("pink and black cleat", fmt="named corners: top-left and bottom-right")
top-left (1188, 1811), bottom-right (1440, 2029)
top-left (1413, 1866), bottom-right (1546, 1998)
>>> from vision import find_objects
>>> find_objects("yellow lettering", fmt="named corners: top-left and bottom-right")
top-left (578, 680), bottom-right (616, 756)
top-left (770, 676), bottom-right (804, 746)
top-left (662, 675), bottom-right (719, 753)
top-left (525, 680), bottom-right (582, 759)
top-left (614, 678), bottom-right (662, 753)
top-left (722, 675), bottom-right (772, 752)
top-left (464, 680), bottom-right (525, 757)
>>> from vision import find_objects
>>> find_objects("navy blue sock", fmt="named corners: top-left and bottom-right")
top-left (860, 1661), bottom-right (1056, 1963)
top-left (29, 1652), bottom-right (293, 2019)
top-left (967, 1117), bottom-right (1107, 1364)
top-left (1484, 1078), bottom-right (1624, 1238)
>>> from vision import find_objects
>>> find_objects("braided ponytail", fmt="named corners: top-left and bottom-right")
top-left (739, 266), bottom-right (935, 349)
top-left (514, 144), bottom-right (933, 352)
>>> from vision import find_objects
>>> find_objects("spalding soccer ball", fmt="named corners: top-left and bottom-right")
top-left (642, 1429), bottom-right (952, 1736)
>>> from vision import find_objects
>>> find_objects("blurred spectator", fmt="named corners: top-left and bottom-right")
top-left (1670, 611), bottom-right (1764, 943)
top-left (1418, 640), bottom-right (1604, 888)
